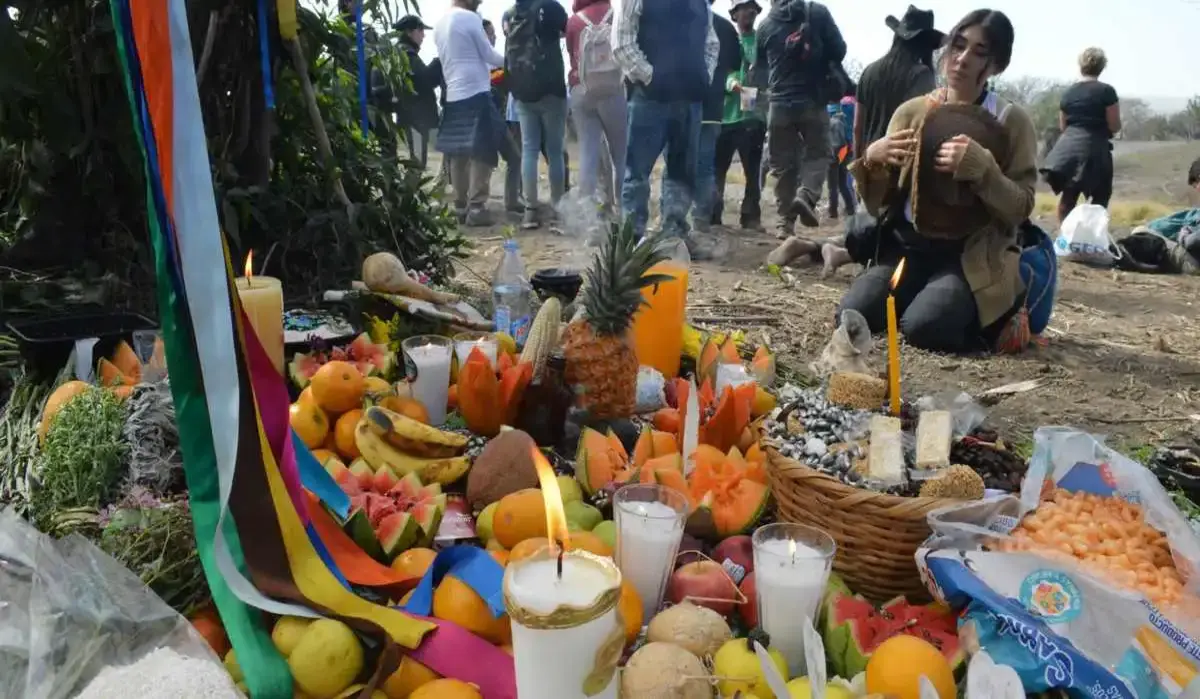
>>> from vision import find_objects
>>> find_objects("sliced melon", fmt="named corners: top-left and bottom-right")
top-left (349, 459), bottom-right (375, 492)
top-left (377, 511), bottom-right (421, 560)
top-left (575, 427), bottom-right (622, 495)
top-left (344, 506), bottom-right (387, 562)
top-left (372, 465), bottom-right (400, 494)
top-left (710, 477), bottom-right (769, 539)
top-left (631, 426), bottom-right (654, 468)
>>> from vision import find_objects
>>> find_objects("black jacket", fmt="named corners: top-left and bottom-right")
top-left (751, 0), bottom-right (846, 108)
top-left (703, 13), bottom-right (743, 122)
top-left (398, 37), bottom-right (440, 132)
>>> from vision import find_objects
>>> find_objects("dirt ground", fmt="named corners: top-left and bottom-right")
top-left (436, 142), bottom-right (1200, 450)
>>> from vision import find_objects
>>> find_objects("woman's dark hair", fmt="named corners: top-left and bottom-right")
top-left (864, 34), bottom-right (938, 113)
top-left (944, 9), bottom-right (1015, 74)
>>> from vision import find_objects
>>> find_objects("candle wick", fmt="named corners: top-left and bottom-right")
top-left (555, 539), bottom-right (564, 580)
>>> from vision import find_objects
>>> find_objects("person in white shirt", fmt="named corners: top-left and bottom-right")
top-left (433, 0), bottom-right (506, 225)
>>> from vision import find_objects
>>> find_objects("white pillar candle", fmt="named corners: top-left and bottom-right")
top-left (753, 524), bottom-right (835, 678)
top-left (504, 549), bottom-right (625, 699)
top-left (235, 275), bottom-right (284, 375)
top-left (614, 485), bottom-right (689, 622)
top-left (401, 336), bottom-right (452, 426)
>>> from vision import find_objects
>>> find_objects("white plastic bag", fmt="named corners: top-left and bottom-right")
top-left (1054, 203), bottom-right (1118, 266)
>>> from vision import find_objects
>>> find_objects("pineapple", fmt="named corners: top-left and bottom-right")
top-left (562, 219), bottom-right (673, 419)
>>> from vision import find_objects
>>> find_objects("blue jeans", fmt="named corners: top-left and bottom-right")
top-left (622, 94), bottom-right (702, 239)
top-left (691, 122), bottom-right (721, 225)
top-left (515, 96), bottom-right (567, 211)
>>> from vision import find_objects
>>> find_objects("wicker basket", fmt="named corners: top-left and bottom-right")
top-left (765, 443), bottom-right (960, 603)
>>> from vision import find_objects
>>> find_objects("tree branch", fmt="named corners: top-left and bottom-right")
top-left (285, 36), bottom-right (354, 211)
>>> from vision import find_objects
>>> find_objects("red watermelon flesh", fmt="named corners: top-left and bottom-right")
top-left (823, 591), bottom-right (963, 679)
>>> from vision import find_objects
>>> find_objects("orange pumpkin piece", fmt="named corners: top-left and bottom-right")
top-left (457, 348), bottom-right (502, 436)
top-left (653, 407), bottom-right (681, 433)
top-left (97, 358), bottom-right (129, 387)
top-left (110, 340), bottom-right (143, 384)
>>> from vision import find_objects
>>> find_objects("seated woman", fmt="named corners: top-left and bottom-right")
top-left (838, 9), bottom-right (1038, 354)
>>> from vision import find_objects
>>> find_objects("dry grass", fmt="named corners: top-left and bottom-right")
top-left (1032, 193), bottom-right (1177, 228)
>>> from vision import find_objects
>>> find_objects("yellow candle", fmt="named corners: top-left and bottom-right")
top-left (236, 272), bottom-right (284, 375)
top-left (886, 259), bottom-right (906, 416)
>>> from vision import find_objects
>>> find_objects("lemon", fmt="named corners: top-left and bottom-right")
top-left (476, 502), bottom-right (498, 542)
top-left (495, 333), bottom-right (518, 356)
top-left (223, 649), bottom-right (244, 683)
top-left (785, 677), bottom-right (854, 699)
top-left (272, 616), bottom-right (313, 657)
top-left (288, 619), bottom-right (364, 699)
top-left (712, 638), bottom-right (787, 698)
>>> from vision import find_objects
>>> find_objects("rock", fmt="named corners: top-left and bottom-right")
top-left (805, 438), bottom-right (828, 457)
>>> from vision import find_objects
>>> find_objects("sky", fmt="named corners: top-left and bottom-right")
top-left (318, 0), bottom-right (1200, 107)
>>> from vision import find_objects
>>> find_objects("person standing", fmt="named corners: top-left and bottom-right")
top-left (714, 0), bottom-right (766, 231)
top-left (752, 0), bottom-right (847, 238)
top-left (693, 1), bottom-right (743, 231)
top-left (825, 91), bottom-right (856, 219)
top-left (505, 0), bottom-right (570, 229)
top-left (565, 0), bottom-right (627, 213)
top-left (855, 6), bottom-right (944, 159)
top-left (613, 0), bottom-right (720, 245)
top-left (393, 15), bottom-right (439, 168)
top-left (1041, 48), bottom-right (1122, 222)
top-left (433, 0), bottom-right (506, 225)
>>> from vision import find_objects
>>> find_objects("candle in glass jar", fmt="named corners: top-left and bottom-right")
top-left (453, 332), bottom-right (498, 371)
top-left (614, 485), bottom-right (689, 622)
top-left (235, 268), bottom-right (284, 375)
top-left (504, 548), bottom-right (624, 699)
top-left (753, 523), bottom-right (835, 678)
top-left (401, 335), bottom-right (452, 426)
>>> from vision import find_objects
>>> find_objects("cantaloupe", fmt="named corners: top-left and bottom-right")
top-left (632, 426), bottom-right (681, 468)
top-left (709, 476), bottom-right (769, 539)
top-left (110, 340), bottom-right (143, 384)
top-left (38, 380), bottom-right (92, 442)
top-left (575, 427), bottom-right (628, 495)
top-left (97, 357), bottom-right (130, 387)
top-left (685, 449), bottom-right (770, 539)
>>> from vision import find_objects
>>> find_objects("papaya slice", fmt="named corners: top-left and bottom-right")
top-left (496, 352), bottom-right (515, 374)
top-left (499, 360), bottom-right (533, 425)
top-left (97, 358), bottom-right (129, 387)
top-left (697, 338), bottom-right (722, 383)
top-left (110, 340), bottom-right (143, 384)
top-left (458, 348), bottom-right (501, 436)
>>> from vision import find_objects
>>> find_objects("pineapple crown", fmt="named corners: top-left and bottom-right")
top-left (580, 219), bottom-right (675, 337)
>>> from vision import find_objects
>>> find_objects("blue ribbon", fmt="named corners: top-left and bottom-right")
top-left (291, 430), bottom-right (351, 519)
top-left (355, 1), bottom-right (369, 136)
top-left (257, 0), bottom-right (275, 110)
top-left (306, 522), bottom-right (352, 589)
top-left (401, 545), bottom-right (506, 618)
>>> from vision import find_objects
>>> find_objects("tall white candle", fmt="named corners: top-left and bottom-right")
top-left (614, 486), bottom-right (689, 622)
top-left (753, 525), bottom-right (835, 678)
top-left (235, 275), bottom-right (284, 374)
top-left (401, 336), bottom-right (452, 426)
top-left (505, 549), bottom-right (624, 699)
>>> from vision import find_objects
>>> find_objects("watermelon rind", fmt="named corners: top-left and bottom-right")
top-left (348, 333), bottom-right (394, 378)
top-left (342, 506), bottom-right (387, 562)
top-left (388, 471), bottom-right (425, 500)
top-left (288, 352), bottom-right (323, 389)
top-left (378, 511), bottom-right (421, 560)
top-left (824, 590), bottom-right (963, 679)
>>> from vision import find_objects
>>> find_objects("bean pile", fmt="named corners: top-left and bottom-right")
top-left (995, 489), bottom-right (1185, 608)
top-left (950, 435), bottom-right (1027, 492)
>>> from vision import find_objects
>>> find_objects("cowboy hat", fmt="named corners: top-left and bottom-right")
top-left (729, 0), bottom-right (762, 16)
top-left (885, 5), bottom-right (944, 44)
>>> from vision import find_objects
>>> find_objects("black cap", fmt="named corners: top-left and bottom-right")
top-left (884, 5), bottom-right (945, 45)
top-left (729, 0), bottom-right (762, 16)
top-left (394, 15), bottom-right (432, 32)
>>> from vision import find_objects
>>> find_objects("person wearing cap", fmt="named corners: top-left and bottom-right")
top-left (392, 15), bottom-right (439, 168)
top-left (612, 0), bottom-right (721, 246)
top-left (751, 0), bottom-right (847, 238)
top-left (714, 0), bottom-right (766, 231)
top-left (855, 6), bottom-right (944, 159)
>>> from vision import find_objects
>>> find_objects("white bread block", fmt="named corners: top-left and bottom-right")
top-left (915, 410), bottom-right (953, 471)
top-left (868, 415), bottom-right (905, 485)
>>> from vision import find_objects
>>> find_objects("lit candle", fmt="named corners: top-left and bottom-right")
top-left (401, 335), bottom-right (452, 426)
top-left (504, 450), bottom-right (625, 699)
top-left (886, 258), bottom-right (906, 416)
top-left (752, 523), bottom-right (835, 678)
top-left (613, 484), bottom-right (689, 622)
top-left (453, 331), bottom-right (498, 371)
top-left (235, 252), bottom-right (285, 374)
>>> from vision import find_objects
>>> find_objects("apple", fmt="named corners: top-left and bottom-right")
top-left (738, 571), bottom-right (757, 627)
top-left (675, 533), bottom-right (707, 568)
top-left (667, 560), bottom-right (740, 617)
top-left (712, 535), bottom-right (754, 578)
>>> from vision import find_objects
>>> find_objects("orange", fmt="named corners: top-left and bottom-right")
top-left (334, 409), bottom-right (364, 460)
top-left (410, 679), bottom-right (482, 699)
top-left (310, 360), bottom-right (366, 414)
top-left (290, 401), bottom-right (330, 449)
top-left (381, 656), bottom-right (440, 698)
top-left (298, 386), bottom-right (315, 404)
top-left (865, 635), bottom-right (956, 699)
top-left (489, 549), bottom-right (509, 566)
top-left (379, 396), bottom-right (431, 425)
top-left (491, 489), bottom-right (548, 549)
top-left (566, 531), bottom-right (613, 558)
top-left (432, 575), bottom-right (512, 645)
top-left (322, 430), bottom-right (338, 452)
top-left (507, 537), bottom-right (551, 563)
top-left (391, 547), bottom-right (437, 579)
top-left (310, 448), bottom-right (337, 466)
top-left (618, 578), bottom-right (643, 646)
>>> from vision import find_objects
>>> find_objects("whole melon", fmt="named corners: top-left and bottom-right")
top-left (38, 381), bottom-right (91, 442)
top-left (466, 430), bottom-right (539, 509)
top-left (620, 642), bottom-right (711, 699)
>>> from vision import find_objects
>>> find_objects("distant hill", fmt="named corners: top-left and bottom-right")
top-left (1138, 95), bottom-right (1192, 114)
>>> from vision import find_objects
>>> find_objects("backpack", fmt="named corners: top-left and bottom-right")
top-left (828, 109), bottom-right (847, 154)
top-left (505, 1), bottom-right (556, 102)
top-left (576, 7), bottom-right (622, 96)
top-left (782, 1), bottom-right (822, 66)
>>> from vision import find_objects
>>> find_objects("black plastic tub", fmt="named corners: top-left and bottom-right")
top-left (6, 311), bottom-right (157, 376)
top-left (530, 268), bottom-right (583, 303)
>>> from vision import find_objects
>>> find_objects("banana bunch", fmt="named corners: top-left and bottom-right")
top-left (354, 407), bottom-right (471, 485)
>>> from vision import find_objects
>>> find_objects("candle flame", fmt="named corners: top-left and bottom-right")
top-left (531, 447), bottom-right (570, 551)
top-left (787, 539), bottom-right (797, 556)
top-left (890, 258), bottom-right (906, 291)
top-left (244, 251), bottom-right (254, 281)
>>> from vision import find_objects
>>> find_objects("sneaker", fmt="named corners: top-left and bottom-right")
top-left (520, 208), bottom-right (539, 230)
top-left (464, 208), bottom-right (492, 227)
top-left (791, 194), bottom-right (820, 228)
top-left (685, 235), bottom-right (715, 261)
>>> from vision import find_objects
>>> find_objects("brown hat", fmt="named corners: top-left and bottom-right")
top-left (885, 5), bottom-right (945, 45)
top-left (911, 103), bottom-right (1009, 239)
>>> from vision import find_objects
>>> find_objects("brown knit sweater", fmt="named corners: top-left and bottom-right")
top-left (849, 91), bottom-right (1038, 328)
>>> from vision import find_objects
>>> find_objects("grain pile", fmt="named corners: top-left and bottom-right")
top-left (826, 371), bottom-right (887, 411)
top-left (75, 647), bottom-right (241, 699)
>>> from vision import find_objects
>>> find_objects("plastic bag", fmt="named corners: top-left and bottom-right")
top-left (0, 508), bottom-right (227, 699)
top-left (1054, 203), bottom-right (1119, 266)
top-left (917, 428), bottom-right (1200, 697)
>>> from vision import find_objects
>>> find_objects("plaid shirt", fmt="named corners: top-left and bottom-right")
top-left (611, 0), bottom-right (719, 87)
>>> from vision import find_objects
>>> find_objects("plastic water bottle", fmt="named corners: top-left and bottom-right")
top-left (492, 239), bottom-right (533, 346)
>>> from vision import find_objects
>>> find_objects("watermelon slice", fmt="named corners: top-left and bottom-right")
top-left (334, 470), bottom-right (449, 562)
top-left (349, 459), bottom-right (375, 492)
top-left (377, 511), bottom-right (422, 559)
top-left (372, 465), bottom-right (400, 494)
top-left (287, 333), bottom-right (393, 389)
top-left (822, 589), bottom-right (964, 679)
top-left (342, 506), bottom-right (386, 562)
